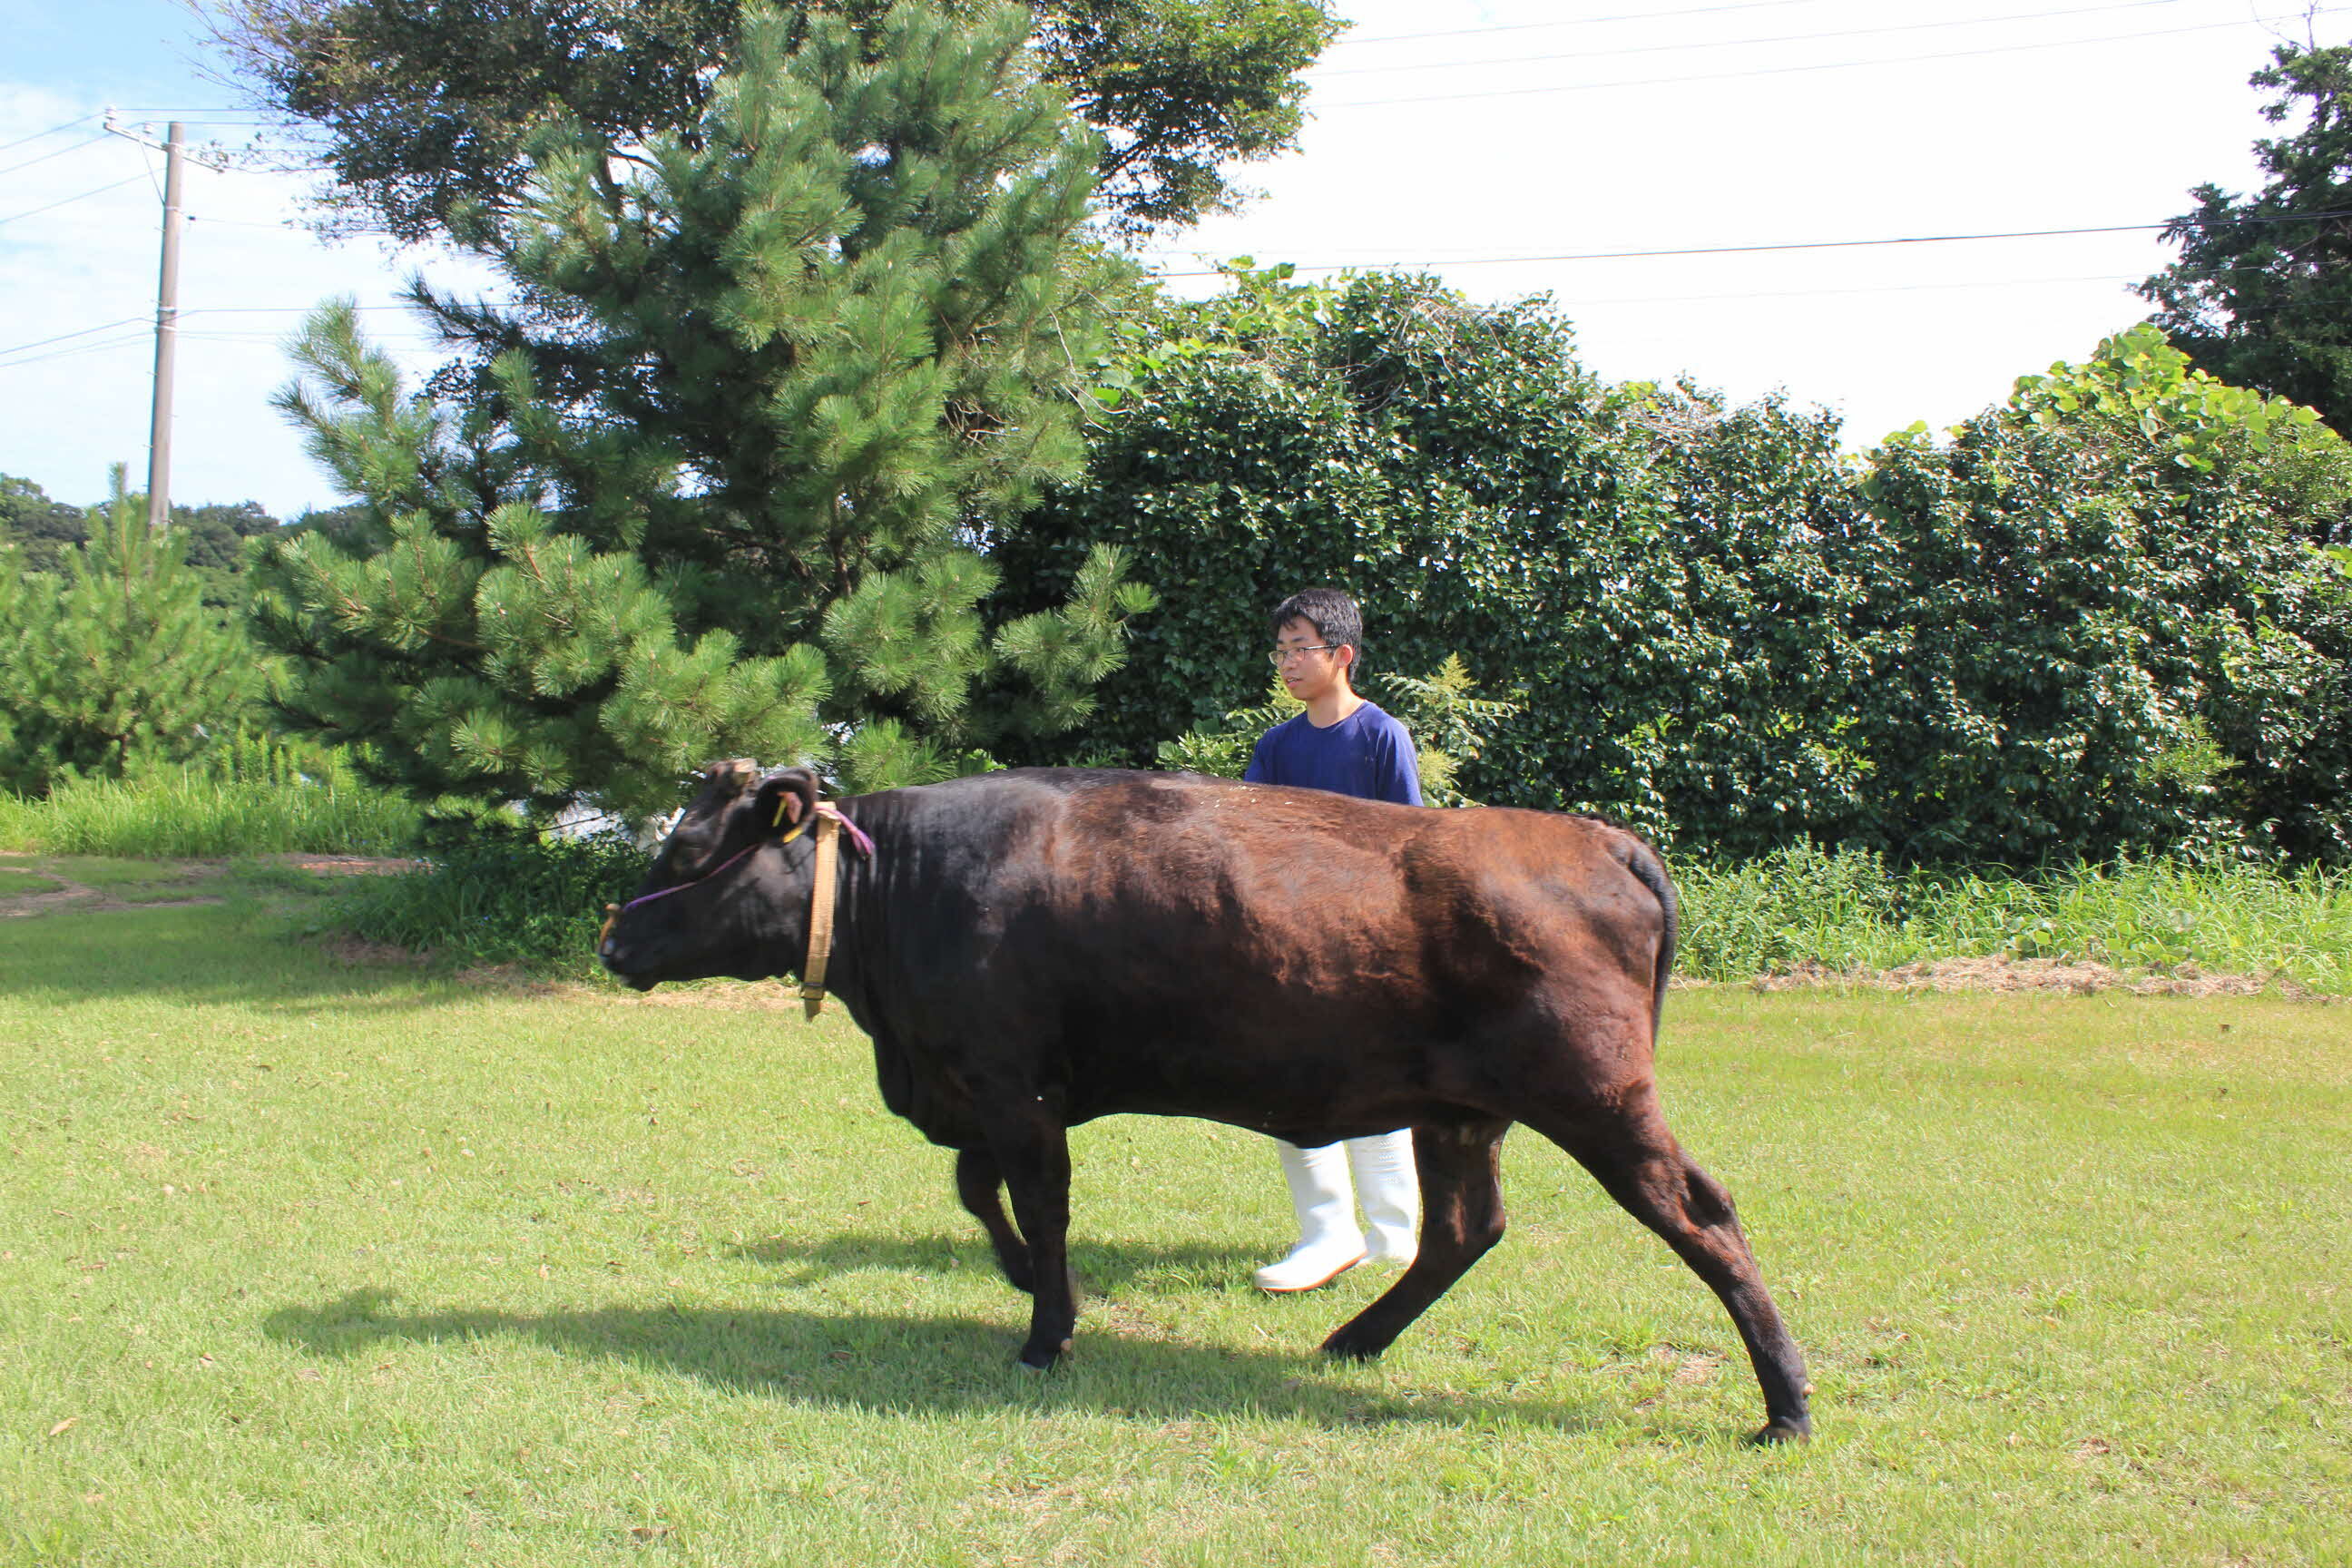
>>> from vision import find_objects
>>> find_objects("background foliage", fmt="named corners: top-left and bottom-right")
top-left (2140, 40), bottom-right (2352, 450)
top-left (0, 467), bottom-right (261, 797)
top-left (208, 0), bottom-right (1341, 243)
top-left (992, 269), bottom-right (2352, 866)
top-left (249, 1), bottom-right (1154, 821)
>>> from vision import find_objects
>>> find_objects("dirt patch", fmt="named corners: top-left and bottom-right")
top-left (0, 867), bottom-right (217, 918)
top-left (260, 854), bottom-right (425, 877)
top-left (0, 852), bottom-right (423, 920)
top-left (314, 936), bottom-right (434, 969)
top-left (1741, 955), bottom-right (2329, 1001)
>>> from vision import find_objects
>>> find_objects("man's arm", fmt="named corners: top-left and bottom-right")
top-left (1243, 727), bottom-right (1275, 785)
top-left (1376, 718), bottom-right (1424, 808)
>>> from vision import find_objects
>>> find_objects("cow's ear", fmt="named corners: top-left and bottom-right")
top-left (753, 768), bottom-right (820, 837)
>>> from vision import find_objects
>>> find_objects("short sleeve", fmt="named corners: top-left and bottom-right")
top-left (1377, 718), bottom-right (1424, 807)
top-left (1242, 729), bottom-right (1274, 784)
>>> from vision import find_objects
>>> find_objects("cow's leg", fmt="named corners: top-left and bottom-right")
top-left (985, 1112), bottom-right (1079, 1369)
top-left (954, 1147), bottom-right (1035, 1294)
top-left (1527, 1096), bottom-right (1813, 1444)
top-left (1321, 1119), bottom-right (1509, 1361)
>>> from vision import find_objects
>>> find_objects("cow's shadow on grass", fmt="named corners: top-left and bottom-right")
top-left (725, 1229), bottom-right (1269, 1299)
top-left (261, 1282), bottom-right (1619, 1435)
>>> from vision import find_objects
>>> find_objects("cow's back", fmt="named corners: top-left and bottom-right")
top-left (848, 770), bottom-right (1671, 1133)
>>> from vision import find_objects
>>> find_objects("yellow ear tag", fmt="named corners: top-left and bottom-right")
top-left (778, 798), bottom-right (811, 844)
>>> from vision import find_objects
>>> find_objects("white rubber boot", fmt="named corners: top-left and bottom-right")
top-left (1349, 1129), bottom-right (1419, 1268)
top-left (1254, 1140), bottom-right (1367, 1292)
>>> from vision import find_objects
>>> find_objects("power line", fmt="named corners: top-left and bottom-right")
top-left (0, 317), bottom-right (147, 358)
top-left (1152, 208), bottom-right (2352, 278)
top-left (1316, 9), bottom-right (2346, 109)
top-left (1316, 0), bottom-right (2190, 78)
top-left (0, 172), bottom-right (150, 227)
top-left (1329, 0), bottom-right (1834, 50)
top-left (0, 113), bottom-right (100, 155)
top-left (0, 133), bottom-right (113, 180)
top-left (1551, 271), bottom-right (2150, 308)
top-left (0, 331), bottom-right (154, 372)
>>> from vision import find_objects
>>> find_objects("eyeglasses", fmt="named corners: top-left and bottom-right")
top-left (1269, 644), bottom-right (1341, 667)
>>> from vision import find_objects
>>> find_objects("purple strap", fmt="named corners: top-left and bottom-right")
top-left (811, 801), bottom-right (877, 859)
top-left (618, 841), bottom-right (762, 914)
top-left (618, 803), bottom-right (873, 916)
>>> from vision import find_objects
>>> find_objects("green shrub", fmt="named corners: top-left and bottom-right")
top-left (994, 270), bottom-right (2352, 866)
top-left (1675, 848), bottom-right (2349, 991)
top-left (323, 833), bottom-right (648, 970)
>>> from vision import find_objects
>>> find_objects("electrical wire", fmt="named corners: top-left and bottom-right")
top-left (0, 133), bottom-right (113, 180)
top-left (0, 331), bottom-right (154, 372)
top-left (1330, 0), bottom-right (1842, 50)
top-left (0, 317), bottom-right (147, 358)
top-left (0, 113), bottom-right (100, 155)
top-left (0, 172), bottom-right (151, 226)
top-left (1152, 208), bottom-right (2352, 278)
top-left (1316, 9), bottom-right (2346, 109)
top-left (1317, 0), bottom-right (2192, 77)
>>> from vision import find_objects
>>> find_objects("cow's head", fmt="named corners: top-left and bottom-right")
top-left (597, 759), bottom-right (823, 990)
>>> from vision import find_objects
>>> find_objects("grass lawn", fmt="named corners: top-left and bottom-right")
top-left (4, 897), bottom-right (2347, 1566)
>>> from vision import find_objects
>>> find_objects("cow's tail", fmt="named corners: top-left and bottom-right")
top-left (1613, 830), bottom-right (1680, 1043)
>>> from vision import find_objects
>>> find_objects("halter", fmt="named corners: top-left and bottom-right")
top-left (600, 800), bottom-right (874, 1021)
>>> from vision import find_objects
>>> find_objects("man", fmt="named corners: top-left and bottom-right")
top-left (1242, 587), bottom-right (1423, 1292)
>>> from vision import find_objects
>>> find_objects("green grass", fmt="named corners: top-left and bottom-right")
top-left (1677, 846), bottom-right (2352, 992)
top-left (5, 900), bottom-right (2346, 1564)
top-left (0, 768), bottom-right (420, 858)
top-left (0, 867), bottom-right (62, 896)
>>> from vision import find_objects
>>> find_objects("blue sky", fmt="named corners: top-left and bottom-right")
top-left (1, 0), bottom-right (2310, 517)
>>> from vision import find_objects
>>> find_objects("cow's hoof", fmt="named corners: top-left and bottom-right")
top-left (1015, 1337), bottom-right (1073, 1372)
top-left (1317, 1330), bottom-right (1388, 1364)
top-left (1751, 1416), bottom-right (1812, 1446)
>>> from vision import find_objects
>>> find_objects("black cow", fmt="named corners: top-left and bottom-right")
top-left (599, 762), bottom-right (1813, 1442)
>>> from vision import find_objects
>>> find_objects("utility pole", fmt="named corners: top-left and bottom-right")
top-left (106, 113), bottom-right (213, 532)
top-left (147, 121), bottom-right (185, 533)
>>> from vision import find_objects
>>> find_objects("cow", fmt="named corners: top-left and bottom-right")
top-left (597, 761), bottom-right (1813, 1443)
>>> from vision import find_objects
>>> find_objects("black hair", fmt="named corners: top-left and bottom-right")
top-left (1269, 587), bottom-right (1363, 660)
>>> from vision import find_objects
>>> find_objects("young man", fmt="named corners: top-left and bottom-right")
top-left (1242, 587), bottom-right (1424, 1293)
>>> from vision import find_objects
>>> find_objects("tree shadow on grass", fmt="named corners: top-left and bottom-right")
top-left (1, 901), bottom-right (505, 1013)
top-left (261, 1285), bottom-right (1622, 1436)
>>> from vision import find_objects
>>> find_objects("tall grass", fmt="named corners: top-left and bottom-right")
top-left (321, 833), bottom-right (646, 969)
top-left (1677, 843), bottom-right (2352, 991)
top-left (0, 732), bottom-right (421, 857)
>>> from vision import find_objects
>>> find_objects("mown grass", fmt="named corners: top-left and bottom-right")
top-left (0, 768), bottom-right (420, 858)
top-left (5, 897), bottom-right (2346, 1565)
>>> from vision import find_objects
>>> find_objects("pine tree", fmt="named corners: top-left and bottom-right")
top-left (252, 1), bottom-right (1153, 821)
top-left (0, 466), bottom-right (260, 795)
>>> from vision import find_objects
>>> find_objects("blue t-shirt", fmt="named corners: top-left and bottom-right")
top-left (1243, 701), bottom-right (1424, 806)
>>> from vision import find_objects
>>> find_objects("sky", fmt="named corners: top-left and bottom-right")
top-left (0, 0), bottom-right (2329, 518)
